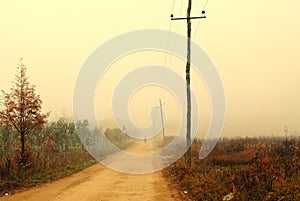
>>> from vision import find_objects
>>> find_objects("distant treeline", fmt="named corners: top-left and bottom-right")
top-left (0, 60), bottom-right (134, 194)
top-left (0, 117), bottom-right (133, 194)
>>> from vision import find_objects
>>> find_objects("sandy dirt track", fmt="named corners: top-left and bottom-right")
top-left (0, 141), bottom-right (180, 201)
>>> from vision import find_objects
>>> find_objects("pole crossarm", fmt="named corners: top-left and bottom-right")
top-left (171, 16), bottom-right (206, 20)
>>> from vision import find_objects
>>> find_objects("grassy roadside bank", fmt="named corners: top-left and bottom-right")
top-left (0, 152), bottom-right (97, 197)
top-left (163, 137), bottom-right (300, 201)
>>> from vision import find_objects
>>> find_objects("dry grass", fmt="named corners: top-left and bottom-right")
top-left (163, 137), bottom-right (300, 201)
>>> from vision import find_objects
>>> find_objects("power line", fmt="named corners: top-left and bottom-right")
top-left (203, 0), bottom-right (209, 10)
top-left (161, 0), bottom-right (177, 98)
top-left (163, 20), bottom-right (173, 67)
top-left (193, 19), bottom-right (201, 40)
top-left (169, 0), bottom-right (184, 76)
top-left (194, 0), bottom-right (209, 40)
top-left (163, 0), bottom-right (179, 67)
top-left (171, 0), bottom-right (176, 14)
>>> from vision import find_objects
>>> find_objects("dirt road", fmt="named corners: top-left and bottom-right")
top-left (0, 141), bottom-right (180, 201)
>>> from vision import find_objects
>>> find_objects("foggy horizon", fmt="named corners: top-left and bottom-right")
top-left (1, 0), bottom-right (300, 138)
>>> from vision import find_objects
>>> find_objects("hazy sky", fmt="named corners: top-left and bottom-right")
top-left (1, 0), bottom-right (300, 137)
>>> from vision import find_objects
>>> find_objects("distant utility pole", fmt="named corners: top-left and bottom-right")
top-left (159, 99), bottom-right (166, 143)
top-left (171, 0), bottom-right (206, 166)
top-left (284, 125), bottom-right (288, 142)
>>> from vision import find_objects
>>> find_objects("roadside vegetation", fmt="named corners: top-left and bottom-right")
top-left (163, 137), bottom-right (300, 201)
top-left (0, 61), bottom-right (132, 196)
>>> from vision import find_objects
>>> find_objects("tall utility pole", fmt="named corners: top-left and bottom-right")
top-left (159, 99), bottom-right (166, 143)
top-left (171, 0), bottom-right (206, 166)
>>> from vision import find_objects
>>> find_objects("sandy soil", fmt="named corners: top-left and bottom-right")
top-left (0, 141), bottom-right (180, 201)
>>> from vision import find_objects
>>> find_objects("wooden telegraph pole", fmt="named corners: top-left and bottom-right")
top-left (159, 99), bottom-right (166, 143)
top-left (171, 0), bottom-right (206, 166)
